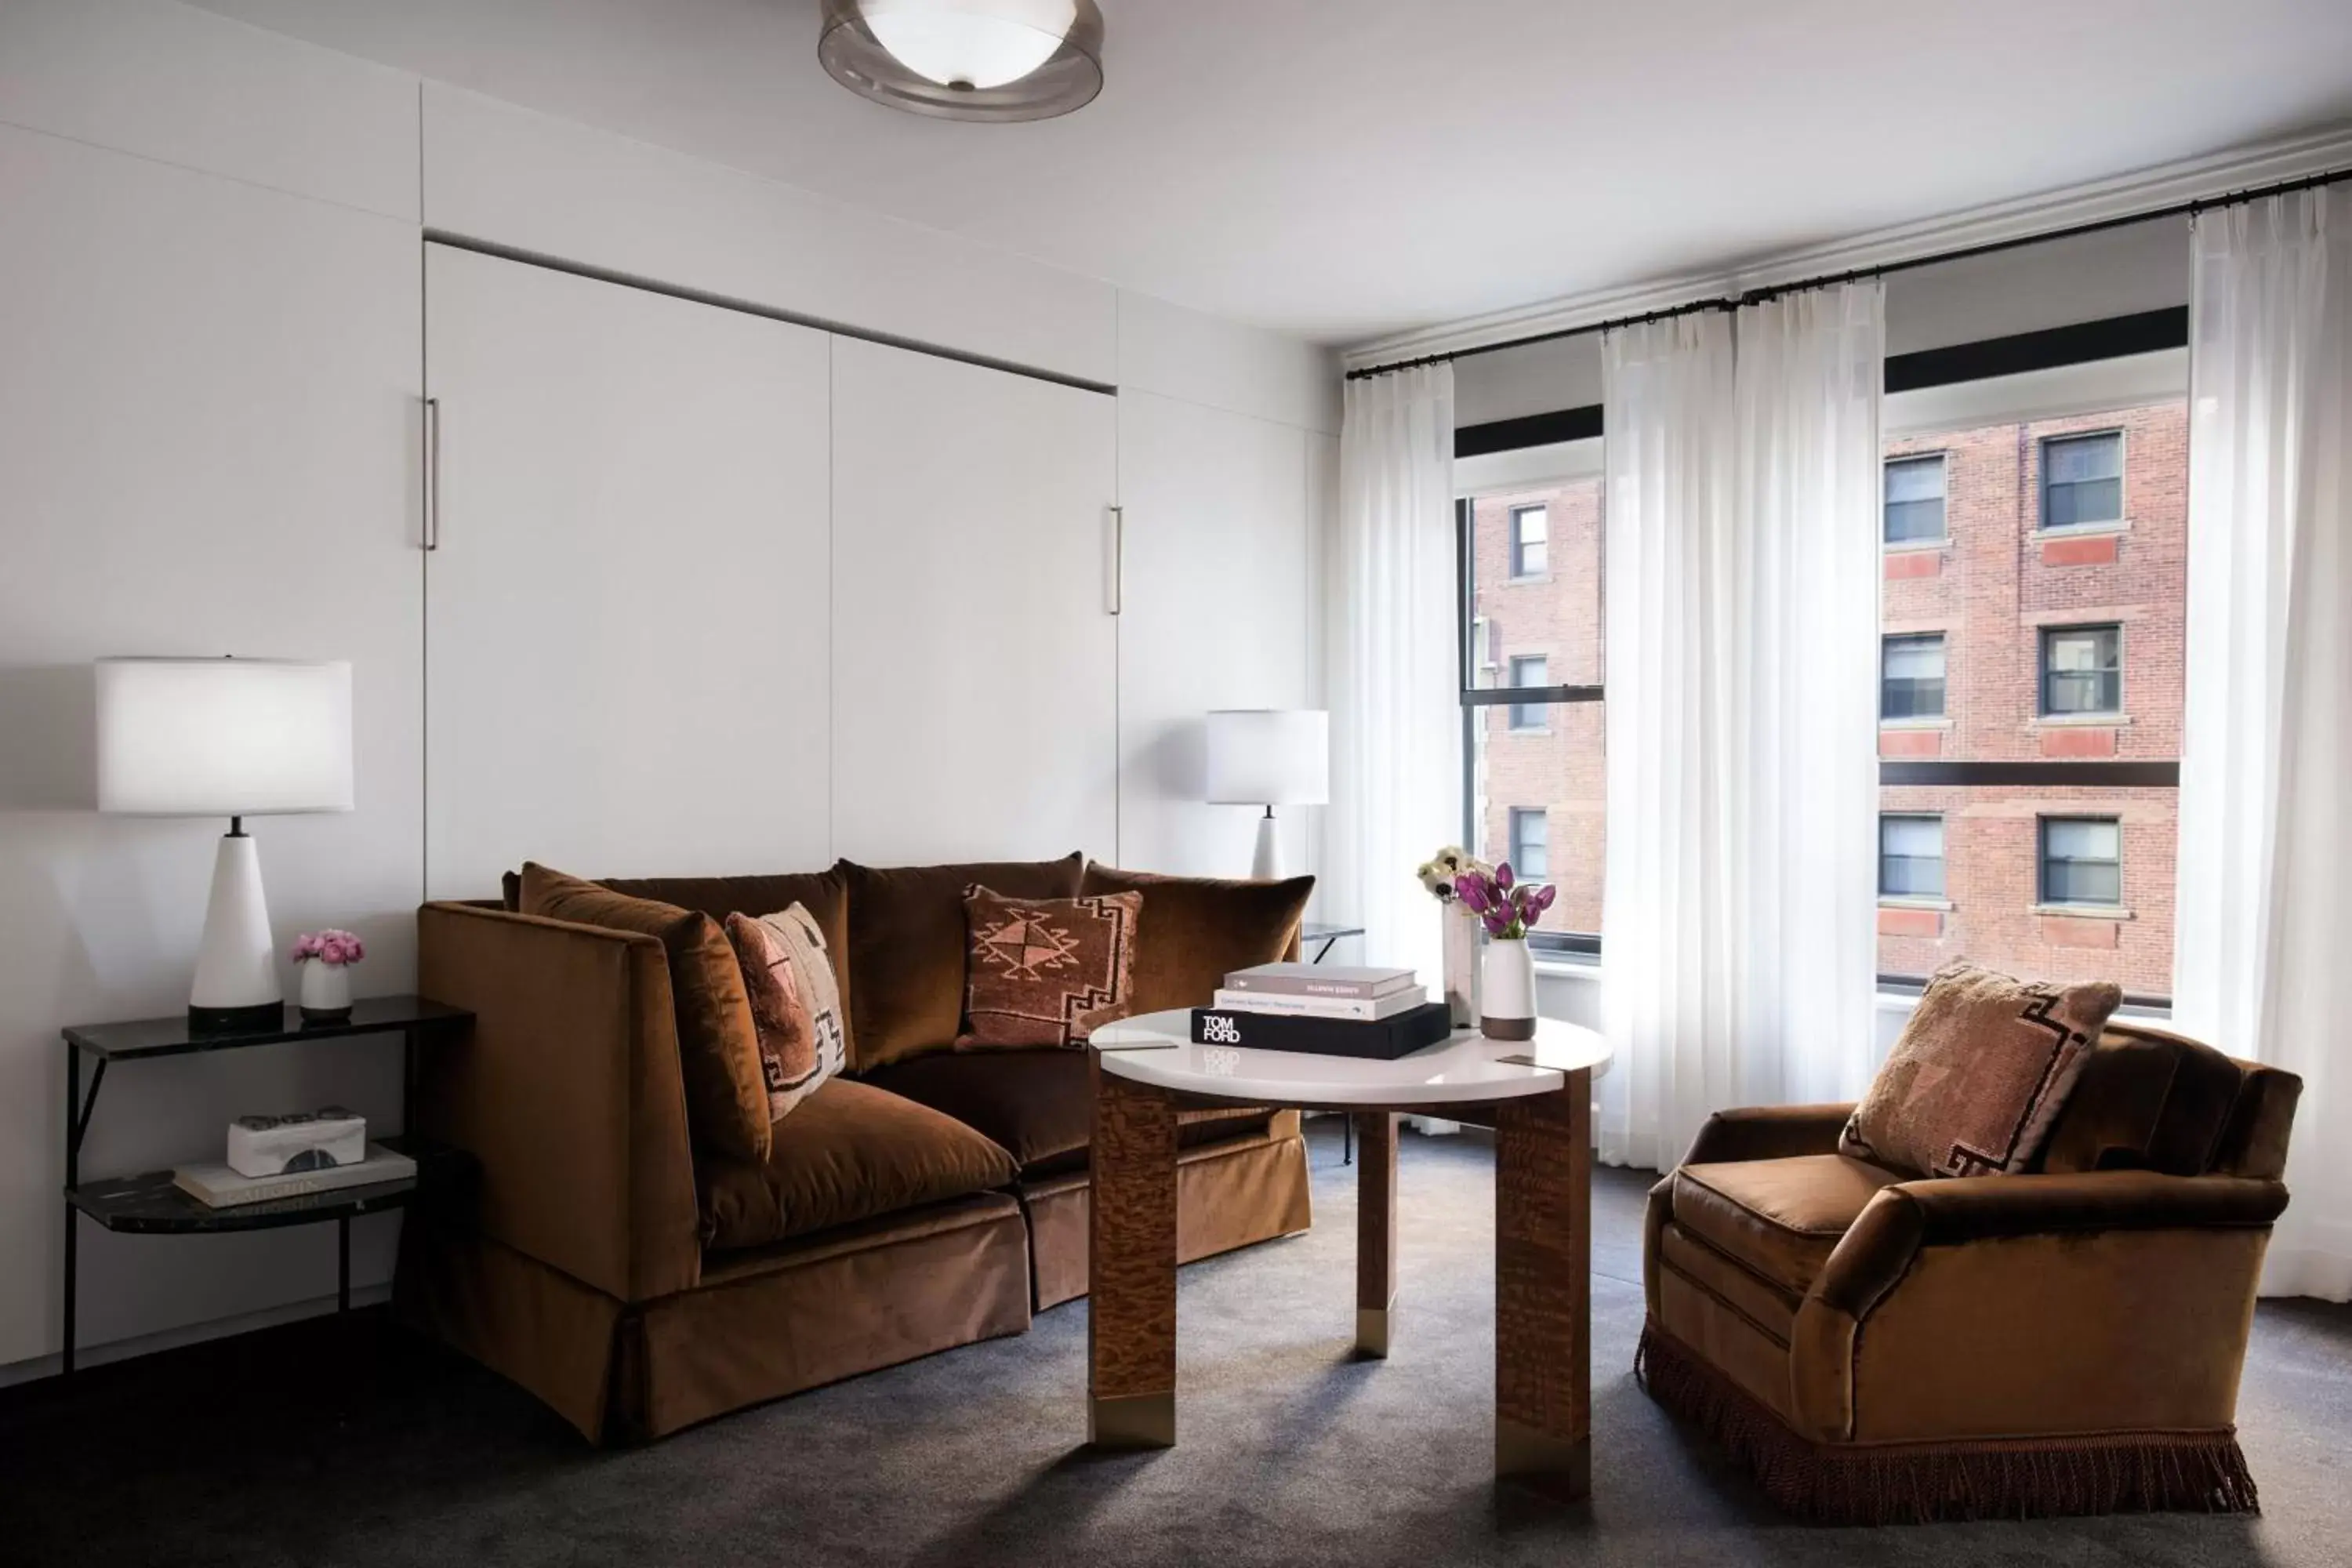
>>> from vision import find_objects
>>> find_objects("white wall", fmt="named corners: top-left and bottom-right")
top-left (0, 0), bottom-right (1339, 1380)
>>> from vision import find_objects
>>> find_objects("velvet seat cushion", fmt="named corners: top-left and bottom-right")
top-left (698, 1078), bottom-right (1020, 1251)
top-left (1671, 1155), bottom-right (1905, 1297)
top-left (859, 1048), bottom-right (1272, 1178)
top-left (839, 855), bottom-right (1086, 1071)
top-left (1076, 865), bottom-right (1316, 1014)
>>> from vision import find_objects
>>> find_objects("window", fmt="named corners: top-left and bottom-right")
top-left (1878, 815), bottom-right (1945, 898)
top-left (1881, 633), bottom-right (1947, 720)
top-left (1509, 808), bottom-right (1550, 879)
top-left (1507, 655), bottom-right (1548, 730)
top-left (1884, 454), bottom-right (1947, 543)
top-left (1509, 505), bottom-right (1548, 577)
top-left (2041, 624), bottom-right (2122, 716)
top-left (2041, 817), bottom-right (2122, 906)
top-left (2042, 432), bottom-right (2123, 529)
top-left (1462, 475), bottom-right (1603, 950)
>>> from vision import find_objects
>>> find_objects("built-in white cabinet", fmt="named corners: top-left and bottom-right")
top-left (829, 338), bottom-right (1120, 865)
top-left (422, 245), bottom-right (833, 895)
top-left (1113, 392), bottom-right (1315, 879)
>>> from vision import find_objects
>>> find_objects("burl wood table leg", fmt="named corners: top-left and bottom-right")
top-left (1494, 1073), bottom-right (1592, 1498)
top-left (1087, 1054), bottom-right (1178, 1448)
top-left (1354, 1111), bottom-right (1399, 1356)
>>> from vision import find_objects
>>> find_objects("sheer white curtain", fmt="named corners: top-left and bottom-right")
top-left (1599, 284), bottom-right (1884, 1170)
top-left (2174, 188), bottom-right (2352, 1302)
top-left (1327, 364), bottom-right (1460, 980)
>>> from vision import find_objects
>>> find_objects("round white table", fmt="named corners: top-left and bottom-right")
top-left (1084, 1009), bottom-right (1613, 1499)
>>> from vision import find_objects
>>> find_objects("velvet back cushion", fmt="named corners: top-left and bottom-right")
top-left (1077, 864), bottom-right (1316, 1015)
top-left (519, 862), bottom-right (771, 1164)
top-left (839, 854), bottom-right (1085, 1071)
top-left (1841, 960), bottom-right (2122, 1179)
top-left (723, 908), bottom-right (846, 1122)
top-left (958, 887), bottom-right (1141, 1048)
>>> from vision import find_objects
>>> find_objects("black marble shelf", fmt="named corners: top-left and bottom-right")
top-left (64, 1136), bottom-right (474, 1235)
top-left (64, 995), bottom-right (472, 1062)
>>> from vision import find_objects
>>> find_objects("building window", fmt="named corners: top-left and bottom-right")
top-left (1507, 655), bottom-right (1548, 730)
top-left (1881, 633), bottom-right (1947, 720)
top-left (2041, 624), bottom-right (2122, 716)
top-left (1883, 454), bottom-right (1947, 543)
top-left (2042, 432), bottom-right (2123, 530)
top-left (2041, 816), bottom-right (2122, 906)
top-left (1878, 814), bottom-right (1945, 898)
top-left (1509, 808), bottom-right (1550, 878)
top-left (1510, 505), bottom-right (1548, 577)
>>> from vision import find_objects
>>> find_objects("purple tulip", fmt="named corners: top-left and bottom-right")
top-left (1531, 884), bottom-right (1557, 913)
top-left (1457, 877), bottom-right (1490, 913)
top-left (1494, 861), bottom-right (1514, 891)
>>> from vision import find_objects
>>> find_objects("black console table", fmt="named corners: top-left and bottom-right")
top-left (60, 995), bottom-right (474, 1375)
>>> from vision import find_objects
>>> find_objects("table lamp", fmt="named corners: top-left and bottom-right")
top-left (96, 657), bottom-right (354, 1030)
top-left (1204, 709), bottom-right (1328, 880)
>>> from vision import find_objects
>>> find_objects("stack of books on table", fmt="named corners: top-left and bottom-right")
top-left (1191, 963), bottom-right (1455, 1060)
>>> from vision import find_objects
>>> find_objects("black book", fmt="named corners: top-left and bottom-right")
top-left (1189, 1000), bottom-right (1455, 1061)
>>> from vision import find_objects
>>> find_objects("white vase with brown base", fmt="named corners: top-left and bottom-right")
top-left (1479, 935), bottom-right (1537, 1041)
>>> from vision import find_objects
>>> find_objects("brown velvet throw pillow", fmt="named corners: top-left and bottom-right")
top-left (518, 862), bottom-right (771, 1164)
top-left (723, 909), bottom-right (844, 1122)
top-left (958, 886), bottom-right (1141, 1048)
top-left (1078, 864), bottom-right (1316, 1015)
top-left (1842, 960), bottom-right (2122, 1179)
top-left (838, 854), bottom-right (1086, 1071)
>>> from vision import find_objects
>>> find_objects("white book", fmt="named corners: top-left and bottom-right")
top-left (1222, 961), bottom-right (1418, 1000)
top-left (173, 1144), bottom-right (416, 1209)
top-left (1208, 986), bottom-right (1428, 1023)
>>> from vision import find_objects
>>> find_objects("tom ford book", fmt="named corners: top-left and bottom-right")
top-left (1189, 1000), bottom-right (1453, 1060)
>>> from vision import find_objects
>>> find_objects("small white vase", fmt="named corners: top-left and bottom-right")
top-left (1441, 903), bottom-right (1479, 1028)
top-left (1479, 936), bottom-right (1536, 1042)
top-left (299, 960), bottom-right (352, 1018)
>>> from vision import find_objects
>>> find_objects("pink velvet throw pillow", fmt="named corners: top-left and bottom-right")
top-left (1841, 960), bottom-right (2122, 1178)
top-left (724, 906), bottom-right (845, 1123)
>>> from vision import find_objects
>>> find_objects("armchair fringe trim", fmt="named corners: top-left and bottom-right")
top-left (1635, 1320), bottom-right (2259, 1524)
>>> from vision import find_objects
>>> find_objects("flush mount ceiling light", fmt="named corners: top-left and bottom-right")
top-left (818, 0), bottom-right (1105, 122)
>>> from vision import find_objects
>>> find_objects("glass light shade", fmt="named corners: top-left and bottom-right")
top-left (96, 657), bottom-right (354, 817)
top-left (1205, 710), bottom-right (1330, 807)
top-left (819, 0), bottom-right (1104, 122)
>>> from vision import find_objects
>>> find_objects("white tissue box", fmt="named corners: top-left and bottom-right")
top-left (227, 1106), bottom-right (367, 1178)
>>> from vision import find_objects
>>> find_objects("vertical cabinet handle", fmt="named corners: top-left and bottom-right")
top-left (422, 396), bottom-right (442, 552)
top-left (1106, 504), bottom-right (1123, 615)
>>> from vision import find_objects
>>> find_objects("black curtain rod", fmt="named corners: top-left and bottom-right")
top-left (1347, 163), bottom-right (2352, 381)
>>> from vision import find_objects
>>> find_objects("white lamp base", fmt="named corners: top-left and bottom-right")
top-left (1250, 808), bottom-right (1283, 880)
top-left (190, 829), bottom-right (283, 1031)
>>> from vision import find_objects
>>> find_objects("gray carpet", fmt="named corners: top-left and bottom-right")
top-left (5, 1118), bottom-right (2347, 1566)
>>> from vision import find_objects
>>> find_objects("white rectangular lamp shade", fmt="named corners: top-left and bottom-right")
top-left (1205, 709), bottom-right (1329, 806)
top-left (97, 658), bottom-right (354, 817)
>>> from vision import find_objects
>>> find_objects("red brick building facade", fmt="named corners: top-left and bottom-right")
top-left (1468, 396), bottom-right (2184, 993)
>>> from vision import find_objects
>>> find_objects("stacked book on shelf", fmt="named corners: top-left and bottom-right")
top-left (1191, 963), bottom-right (1456, 1059)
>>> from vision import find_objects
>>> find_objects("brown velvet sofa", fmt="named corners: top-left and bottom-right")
top-left (1637, 1022), bottom-right (2301, 1524)
top-left (395, 856), bottom-right (1315, 1443)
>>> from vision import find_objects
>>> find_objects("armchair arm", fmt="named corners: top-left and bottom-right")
top-left (1680, 1103), bottom-right (1856, 1167)
top-left (416, 902), bottom-right (702, 1304)
top-left (1815, 1171), bottom-right (2288, 1320)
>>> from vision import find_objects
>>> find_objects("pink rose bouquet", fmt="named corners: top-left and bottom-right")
top-left (290, 929), bottom-right (366, 967)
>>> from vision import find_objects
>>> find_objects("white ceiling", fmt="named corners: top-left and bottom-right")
top-left (191, 0), bottom-right (2352, 347)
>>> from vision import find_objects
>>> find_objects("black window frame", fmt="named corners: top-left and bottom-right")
top-left (1878, 813), bottom-right (1947, 899)
top-left (2039, 623), bottom-right (2124, 717)
top-left (2040, 429), bottom-right (2125, 531)
top-left (1508, 503), bottom-right (1550, 578)
top-left (2039, 815), bottom-right (2124, 907)
top-left (1882, 452), bottom-right (1949, 545)
top-left (1880, 631), bottom-right (1948, 720)
top-left (1506, 654), bottom-right (1550, 731)
top-left (1454, 308), bottom-right (2186, 986)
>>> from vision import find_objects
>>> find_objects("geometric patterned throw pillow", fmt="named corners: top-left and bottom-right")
top-left (724, 905), bottom-right (847, 1123)
top-left (958, 885), bottom-right (1142, 1049)
top-left (1840, 960), bottom-right (2123, 1178)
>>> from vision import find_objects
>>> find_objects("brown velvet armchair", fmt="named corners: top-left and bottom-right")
top-left (1637, 1022), bottom-right (2301, 1524)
